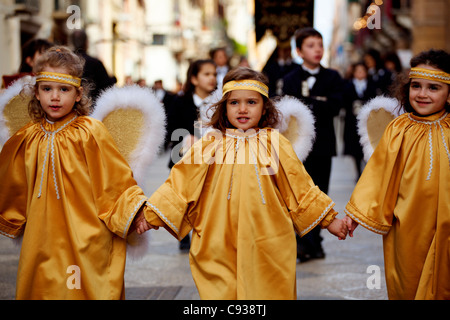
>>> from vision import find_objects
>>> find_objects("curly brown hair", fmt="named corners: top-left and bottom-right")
top-left (207, 67), bottom-right (280, 132)
top-left (391, 49), bottom-right (450, 113)
top-left (26, 46), bottom-right (92, 121)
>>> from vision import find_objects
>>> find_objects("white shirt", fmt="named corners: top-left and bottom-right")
top-left (302, 65), bottom-right (320, 89)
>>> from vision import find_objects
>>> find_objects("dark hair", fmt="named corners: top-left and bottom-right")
top-left (208, 67), bottom-right (280, 132)
top-left (183, 59), bottom-right (216, 95)
top-left (391, 49), bottom-right (450, 113)
top-left (19, 38), bottom-right (53, 73)
top-left (294, 27), bottom-right (322, 50)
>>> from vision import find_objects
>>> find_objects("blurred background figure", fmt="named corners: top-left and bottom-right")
top-left (210, 47), bottom-right (229, 89)
top-left (137, 78), bottom-right (147, 88)
top-left (363, 49), bottom-right (392, 96)
top-left (2, 38), bottom-right (52, 88)
top-left (152, 79), bottom-right (176, 150)
top-left (342, 62), bottom-right (377, 178)
top-left (124, 75), bottom-right (134, 86)
top-left (262, 42), bottom-right (297, 97)
top-left (71, 29), bottom-right (116, 105)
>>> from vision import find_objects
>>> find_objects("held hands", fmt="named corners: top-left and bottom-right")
top-left (133, 210), bottom-right (158, 235)
top-left (326, 218), bottom-right (349, 240)
top-left (343, 215), bottom-right (359, 237)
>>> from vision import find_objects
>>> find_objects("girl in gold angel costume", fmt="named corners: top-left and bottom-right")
top-left (345, 49), bottom-right (450, 299)
top-left (0, 47), bottom-right (152, 299)
top-left (135, 67), bottom-right (349, 299)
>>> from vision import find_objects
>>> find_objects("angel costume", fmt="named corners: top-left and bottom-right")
top-left (144, 128), bottom-right (337, 299)
top-left (345, 110), bottom-right (450, 299)
top-left (0, 111), bottom-right (147, 299)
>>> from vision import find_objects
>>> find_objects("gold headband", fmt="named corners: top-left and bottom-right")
top-left (222, 80), bottom-right (269, 98)
top-left (36, 72), bottom-right (82, 87)
top-left (409, 67), bottom-right (450, 84)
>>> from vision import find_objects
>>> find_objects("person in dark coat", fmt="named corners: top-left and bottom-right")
top-left (71, 30), bottom-right (116, 105)
top-left (281, 27), bottom-right (344, 262)
top-left (342, 62), bottom-right (377, 177)
top-left (262, 42), bottom-right (297, 97)
top-left (364, 49), bottom-right (392, 96)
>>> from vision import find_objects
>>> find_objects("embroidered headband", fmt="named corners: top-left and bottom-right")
top-left (409, 67), bottom-right (450, 84)
top-left (222, 80), bottom-right (269, 98)
top-left (35, 72), bottom-right (82, 88)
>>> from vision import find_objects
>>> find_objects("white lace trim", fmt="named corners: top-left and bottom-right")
top-left (225, 131), bottom-right (266, 205)
top-left (344, 208), bottom-right (389, 235)
top-left (38, 115), bottom-right (77, 199)
top-left (0, 229), bottom-right (16, 239)
top-left (147, 201), bottom-right (180, 235)
top-left (408, 112), bottom-right (449, 181)
top-left (299, 201), bottom-right (334, 236)
top-left (122, 198), bottom-right (146, 238)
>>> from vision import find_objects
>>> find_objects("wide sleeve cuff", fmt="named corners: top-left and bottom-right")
top-left (344, 202), bottom-right (391, 235)
top-left (144, 183), bottom-right (192, 240)
top-left (290, 186), bottom-right (335, 237)
top-left (0, 215), bottom-right (24, 239)
top-left (319, 208), bottom-right (338, 229)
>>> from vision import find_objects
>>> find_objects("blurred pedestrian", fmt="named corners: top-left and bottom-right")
top-left (342, 62), bottom-right (377, 178)
top-left (263, 42), bottom-right (297, 97)
top-left (152, 79), bottom-right (176, 150)
top-left (364, 49), bottom-right (392, 96)
top-left (345, 49), bottom-right (450, 299)
top-left (282, 27), bottom-right (344, 262)
top-left (210, 47), bottom-right (230, 89)
top-left (71, 29), bottom-right (116, 105)
top-left (166, 59), bottom-right (217, 250)
top-left (2, 38), bottom-right (52, 88)
top-left (135, 67), bottom-right (348, 299)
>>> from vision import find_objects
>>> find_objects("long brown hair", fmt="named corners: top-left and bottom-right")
top-left (207, 67), bottom-right (280, 132)
top-left (27, 46), bottom-right (92, 121)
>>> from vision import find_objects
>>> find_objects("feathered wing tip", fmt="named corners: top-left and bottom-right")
top-left (0, 76), bottom-right (34, 148)
top-left (91, 85), bottom-right (167, 187)
top-left (126, 231), bottom-right (151, 261)
top-left (357, 95), bottom-right (403, 161)
top-left (198, 88), bottom-right (222, 131)
top-left (274, 95), bottom-right (316, 161)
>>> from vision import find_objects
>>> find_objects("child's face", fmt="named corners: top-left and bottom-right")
top-left (409, 64), bottom-right (450, 116)
top-left (35, 67), bottom-right (82, 122)
top-left (296, 36), bottom-right (323, 69)
top-left (226, 90), bottom-right (265, 131)
top-left (353, 65), bottom-right (367, 80)
top-left (191, 63), bottom-right (217, 98)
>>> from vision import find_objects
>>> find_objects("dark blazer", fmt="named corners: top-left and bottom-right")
top-left (282, 65), bottom-right (344, 157)
top-left (342, 78), bottom-right (377, 158)
top-left (166, 93), bottom-right (199, 168)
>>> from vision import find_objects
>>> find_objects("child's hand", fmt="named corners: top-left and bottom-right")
top-left (326, 218), bottom-right (349, 240)
top-left (133, 210), bottom-right (158, 235)
top-left (343, 215), bottom-right (358, 237)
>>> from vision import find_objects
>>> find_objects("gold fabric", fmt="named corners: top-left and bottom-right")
top-left (222, 80), bottom-right (269, 98)
top-left (35, 72), bottom-right (82, 87)
top-left (0, 111), bottom-right (147, 299)
top-left (145, 128), bottom-right (336, 299)
top-left (2, 94), bottom-right (32, 138)
top-left (345, 110), bottom-right (450, 300)
top-left (409, 67), bottom-right (450, 84)
top-left (102, 108), bottom-right (144, 162)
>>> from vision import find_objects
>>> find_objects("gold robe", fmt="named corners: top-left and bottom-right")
top-left (145, 128), bottom-right (337, 299)
top-left (0, 112), bottom-right (147, 299)
top-left (345, 110), bottom-right (450, 300)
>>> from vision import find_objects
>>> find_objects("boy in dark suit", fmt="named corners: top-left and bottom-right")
top-left (281, 27), bottom-right (344, 262)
